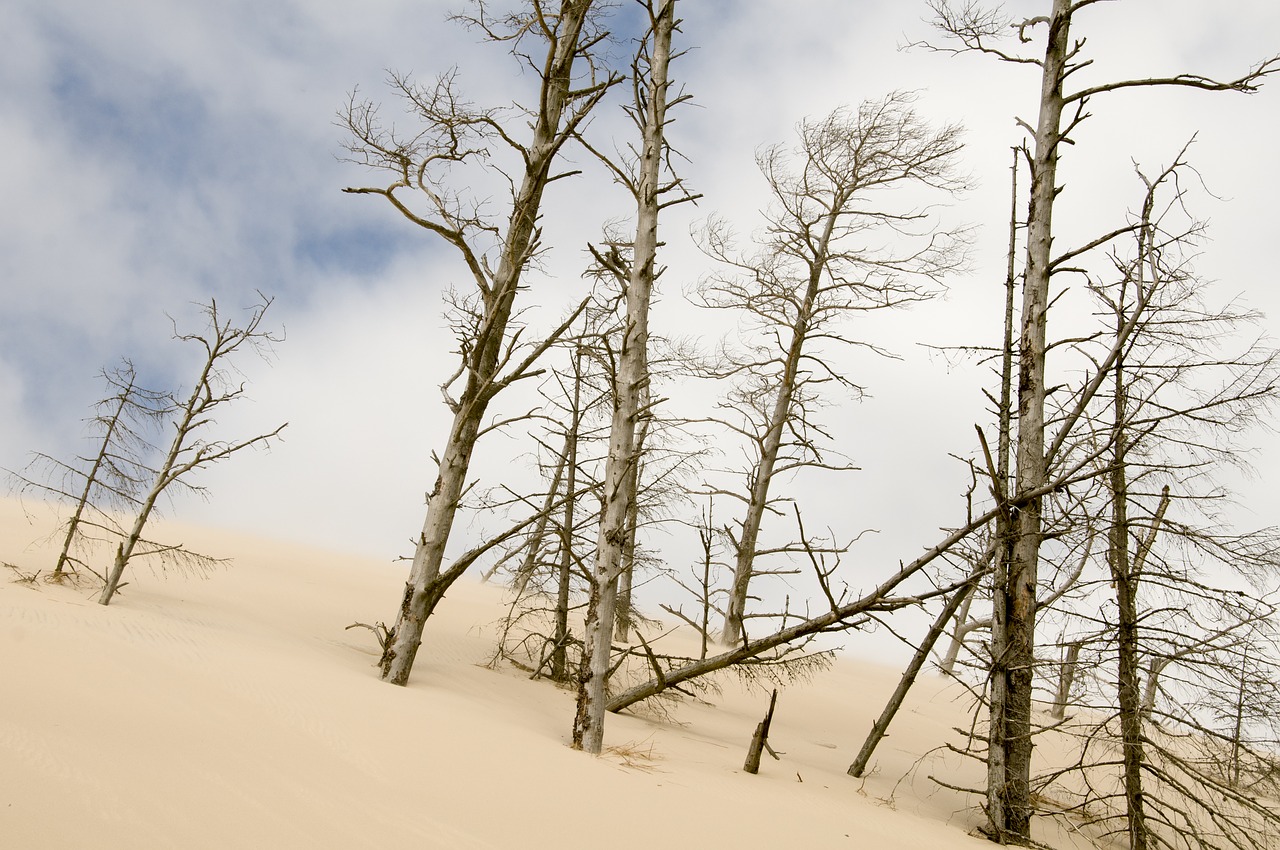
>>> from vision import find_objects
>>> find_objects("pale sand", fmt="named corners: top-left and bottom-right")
top-left (2, 499), bottom-right (1082, 849)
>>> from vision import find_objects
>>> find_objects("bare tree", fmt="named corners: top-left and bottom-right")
top-left (660, 497), bottom-right (726, 662)
top-left (339, 0), bottom-right (620, 686)
top-left (10, 361), bottom-right (170, 582)
top-left (606, 505), bottom-right (1003, 713)
top-left (98, 295), bottom-right (287, 606)
top-left (1049, 155), bottom-right (1280, 850)
top-left (479, 296), bottom-right (614, 680)
top-left (604, 422), bottom-right (1128, 716)
top-left (931, 151), bottom-right (1280, 849)
top-left (696, 91), bottom-right (967, 647)
top-left (925, 2), bottom-right (1278, 841)
top-left (572, 0), bottom-right (691, 755)
top-left (486, 287), bottom-right (698, 690)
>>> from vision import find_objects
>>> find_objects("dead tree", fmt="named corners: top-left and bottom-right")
top-left (487, 291), bottom-right (697, 690)
top-left (1066, 157), bottom-right (1279, 849)
top-left (99, 296), bottom-right (287, 606)
top-left (605, 409), bottom-right (1127, 716)
top-left (550, 347), bottom-right (592, 683)
top-left (572, 0), bottom-right (691, 755)
top-left (340, 0), bottom-right (620, 686)
top-left (607, 507), bottom-right (1002, 713)
top-left (948, 152), bottom-right (1280, 850)
top-left (488, 316), bottom-right (610, 682)
top-left (661, 497), bottom-right (725, 662)
top-left (10, 361), bottom-right (170, 581)
top-left (697, 91), bottom-right (967, 647)
top-left (925, 2), bottom-right (1278, 841)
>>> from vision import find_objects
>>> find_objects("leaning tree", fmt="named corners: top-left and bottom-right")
top-left (340, 0), bottom-right (621, 686)
top-left (9, 361), bottom-right (170, 582)
top-left (99, 295), bottom-right (287, 606)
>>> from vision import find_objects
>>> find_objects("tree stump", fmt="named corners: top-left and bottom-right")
top-left (743, 689), bottom-right (778, 774)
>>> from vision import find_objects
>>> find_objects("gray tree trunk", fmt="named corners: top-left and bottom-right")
top-left (573, 0), bottom-right (674, 754)
top-left (721, 245), bottom-right (824, 647)
top-left (614, 455), bottom-right (642, 642)
top-left (1049, 642), bottom-right (1081, 721)
top-left (743, 688), bottom-right (778, 774)
top-left (991, 2), bottom-right (1071, 840)
top-left (509, 433), bottom-right (569, 595)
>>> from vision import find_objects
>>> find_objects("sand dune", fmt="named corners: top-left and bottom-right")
top-left (2, 499), bottom-right (1102, 848)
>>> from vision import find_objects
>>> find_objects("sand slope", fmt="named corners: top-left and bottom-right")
top-left (1, 499), bottom-right (1047, 849)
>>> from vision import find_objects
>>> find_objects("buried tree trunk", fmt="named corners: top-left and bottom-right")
top-left (744, 688), bottom-right (779, 775)
top-left (1050, 641), bottom-right (1082, 721)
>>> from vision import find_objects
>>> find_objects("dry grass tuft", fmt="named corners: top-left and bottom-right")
top-left (603, 738), bottom-right (663, 772)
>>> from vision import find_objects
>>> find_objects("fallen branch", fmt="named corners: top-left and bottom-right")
top-left (607, 506), bottom-right (1000, 713)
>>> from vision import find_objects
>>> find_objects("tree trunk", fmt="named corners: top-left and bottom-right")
top-left (573, 0), bottom-right (673, 754)
top-left (56, 372), bottom-right (139, 578)
top-left (721, 194), bottom-right (836, 647)
top-left (381, 0), bottom-right (599, 686)
top-left (743, 688), bottom-right (778, 774)
top-left (987, 145), bottom-right (1024, 842)
top-left (1111, 447), bottom-right (1149, 850)
top-left (1229, 648), bottom-right (1248, 787)
top-left (939, 589), bottom-right (977, 677)
top-left (100, 343), bottom-right (218, 606)
top-left (509, 430), bottom-right (569, 594)
top-left (613, 457), bottom-right (641, 643)
top-left (990, 2), bottom-right (1071, 842)
top-left (1050, 642), bottom-right (1081, 721)
top-left (551, 349), bottom-right (585, 683)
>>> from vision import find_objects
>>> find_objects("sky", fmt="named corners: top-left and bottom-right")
top-left (3, 1), bottom-right (1279, 622)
